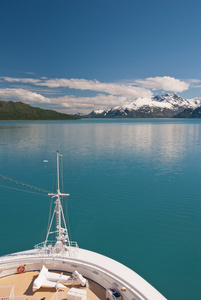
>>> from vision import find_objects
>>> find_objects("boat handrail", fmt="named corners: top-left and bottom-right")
top-left (50, 289), bottom-right (101, 300)
top-left (34, 240), bottom-right (78, 250)
top-left (34, 241), bottom-right (79, 258)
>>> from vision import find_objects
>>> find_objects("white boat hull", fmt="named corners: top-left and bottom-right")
top-left (0, 247), bottom-right (166, 300)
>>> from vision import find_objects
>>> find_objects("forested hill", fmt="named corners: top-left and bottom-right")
top-left (0, 100), bottom-right (80, 120)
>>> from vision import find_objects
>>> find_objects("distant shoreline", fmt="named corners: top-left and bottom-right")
top-left (0, 100), bottom-right (80, 120)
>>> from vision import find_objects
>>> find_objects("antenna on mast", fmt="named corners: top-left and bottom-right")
top-left (34, 151), bottom-right (78, 256)
top-left (56, 150), bottom-right (61, 193)
top-left (45, 151), bottom-right (71, 253)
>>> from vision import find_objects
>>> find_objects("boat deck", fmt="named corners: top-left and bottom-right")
top-left (0, 271), bottom-right (106, 300)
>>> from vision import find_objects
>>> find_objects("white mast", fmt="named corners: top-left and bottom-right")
top-left (45, 151), bottom-right (70, 252)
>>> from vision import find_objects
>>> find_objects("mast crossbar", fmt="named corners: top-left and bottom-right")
top-left (44, 151), bottom-right (71, 252)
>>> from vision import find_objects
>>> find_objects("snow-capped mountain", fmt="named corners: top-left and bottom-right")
top-left (87, 94), bottom-right (201, 118)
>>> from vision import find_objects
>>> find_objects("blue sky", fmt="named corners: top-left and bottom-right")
top-left (0, 0), bottom-right (200, 113)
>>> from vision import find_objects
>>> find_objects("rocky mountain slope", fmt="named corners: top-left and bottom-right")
top-left (86, 94), bottom-right (201, 118)
top-left (173, 106), bottom-right (201, 118)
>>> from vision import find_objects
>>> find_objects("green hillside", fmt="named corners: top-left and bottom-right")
top-left (0, 100), bottom-right (80, 120)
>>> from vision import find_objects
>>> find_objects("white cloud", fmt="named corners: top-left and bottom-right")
top-left (2, 77), bottom-right (40, 85)
top-left (51, 94), bottom-right (129, 113)
top-left (134, 76), bottom-right (189, 92)
top-left (0, 87), bottom-right (129, 113)
top-left (2, 75), bottom-right (191, 95)
top-left (0, 88), bottom-right (50, 103)
top-left (36, 78), bottom-right (153, 98)
top-left (186, 79), bottom-right (201, 88)
top-left (2, 76), bottom-right (153, 98)
top-left (1, 75), bottom-right (197, 113)
top-left (187, 79), bottom-right (201, 84)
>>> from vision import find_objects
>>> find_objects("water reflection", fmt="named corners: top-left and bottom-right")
top-left (0, 120), bottom-right (200, 166)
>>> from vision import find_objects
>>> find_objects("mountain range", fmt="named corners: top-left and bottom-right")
top-left (86, 94), bottom-right (201, 118)
top-left (1, 94), bottom-right (201, 120)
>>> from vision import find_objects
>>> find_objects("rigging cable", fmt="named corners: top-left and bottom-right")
top-left (0, 184), bottom-right (47, 196)
top-left (0, 174), bottom-right (50, 194)
top-left (60, 155), bottom-right (72, 242)
top-left (47, 195), bottom-right (53, 239)
top-left (65, 195), bottom-right (72, 242)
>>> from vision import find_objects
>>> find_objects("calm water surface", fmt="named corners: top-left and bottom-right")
top-left (0, 119), bottom-right (201, 300)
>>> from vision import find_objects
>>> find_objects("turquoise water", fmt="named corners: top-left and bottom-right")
top-left (0, 119), bottom-right (200, 300)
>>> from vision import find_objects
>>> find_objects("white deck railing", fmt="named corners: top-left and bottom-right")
top-left (34, 241), bottom-right (79, 257)
top-left (0, 286), bottom-right (99, 300)
top-left (0, 287), bottom-right (41, 300)
top-left (50, 289), bottom-right (64, 300)
top-left (50, 289), bottom-right (101, 300)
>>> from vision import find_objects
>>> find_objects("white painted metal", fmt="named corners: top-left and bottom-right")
top-left (67, 288), bottom-right (86, 300)
top-left (0, 247), bottom-right (167, 300)
top-left (44, 151), bottom-right (71, 252)
top-left (0, 152), bottom-right (167, 300)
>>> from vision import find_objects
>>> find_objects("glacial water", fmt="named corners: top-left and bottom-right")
top-left (0, 119), bottom-right (200, 300)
